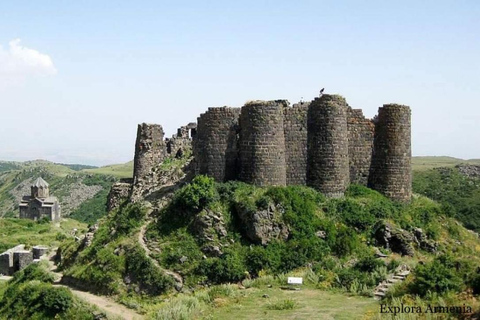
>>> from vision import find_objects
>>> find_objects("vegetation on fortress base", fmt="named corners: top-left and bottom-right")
top-left (0, 263), bottom-right (97, 319)
top-left (57, 174), bottom-right (480, 317)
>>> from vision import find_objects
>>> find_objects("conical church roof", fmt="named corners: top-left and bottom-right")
top-left (32, 177), bottom-right (49, 188)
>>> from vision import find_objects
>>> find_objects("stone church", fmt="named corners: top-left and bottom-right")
top-left (19, 177), bottom-right (61, 222)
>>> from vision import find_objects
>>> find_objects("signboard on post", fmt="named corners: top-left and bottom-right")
top-left (287, 277), bottom-right (303, 285)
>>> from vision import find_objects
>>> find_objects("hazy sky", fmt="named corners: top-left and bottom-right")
top-left (0, 1), bottom-right (479, 166)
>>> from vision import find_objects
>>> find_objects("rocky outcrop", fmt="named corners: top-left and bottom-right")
top-left (456, 164), bottom-right (480, 179)
top-left (193, 208), bottom-right (228, 256)
top-left (235, 202), bottom-right (289, 245)
top-left (413, 228), bottom-right (438, 253)
top-left (374, 221), bottom-right (414, 256)
top-left (81, 224), bottom-right (99, 248)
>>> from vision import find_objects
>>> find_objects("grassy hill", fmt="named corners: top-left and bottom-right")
top-left (0, 160), bottom-right (133, 223)
top-left (82, 161), bottom-right (133, 179)
top-left (57, 174), bottom-right (480, 318)
top-left (0, 218), bottom-right (87, 252)
top-left (412, 156), bottom-right (480, 171)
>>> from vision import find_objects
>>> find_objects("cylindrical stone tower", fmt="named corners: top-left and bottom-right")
top-left (132, 123), bottom-right (166, 184)
top-left (368, 104), bottom-right (412, 202)
top-left (194, 107), bottom-right (241, 182)
top-left (238, 101), bottom-right (287, 186)
top-left (307, 95), bottom-right (349, 197)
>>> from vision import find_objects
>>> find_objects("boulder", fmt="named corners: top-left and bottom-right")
top-left (413, 228), bottom-right (438, 253)
top-left (374, 221), bottom-right (415, 256)
top-left (235, 202), bottom-right (289, 245)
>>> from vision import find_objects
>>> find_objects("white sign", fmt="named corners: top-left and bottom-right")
top-left (287, 277), bottom-right (303, 285)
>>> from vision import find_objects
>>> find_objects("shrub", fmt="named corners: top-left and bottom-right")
top-left (472, 274), bottom-right (480, 294)
top-left (125, 245), bottom-right (174, 295)
top-left (331, 225), bottom-right (359, 257)
top-left (410, 254), bottom-right (464, 296)
top-left (41, 286), bottom-right (73, 315)
top-left (336, 199), bottom-right (375, 231)
top-left (355, 256), bottom-right (385, 273)
top-left (197, 248), bottom-right (247, 283)
top-left (174, 175), bottom-right (219, 213)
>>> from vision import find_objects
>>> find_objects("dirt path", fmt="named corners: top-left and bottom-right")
top-left (53, 284), bottom-right (144, 320)
top-left (45, 254), bottom-right (144, 320)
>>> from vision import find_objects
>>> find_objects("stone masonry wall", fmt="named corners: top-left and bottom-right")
top-left (284, 103), bottom-right (309, 185)
top-left (194, 107), bottom-right (241, 182)
top-left (307, 95), bottom-right (350, 197)
top-left (166, 123), bottom-right (197, 159)
top-left (13, 251), bottom-right (33, 271)
top-left (132, 123), bottom-right (166, 184)
top-left (368, 104), bottom-right (412, 202)
top-left (238, 101), bottom-right (287, 186)
top-left (347, 107), bottom-right (375, 185)
top-left (106, 182), bottom-right (132, 212)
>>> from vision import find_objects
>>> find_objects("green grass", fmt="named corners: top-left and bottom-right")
top-left (82, 161), bottom-right (133, 179)
top-left (149, 285), bottom-right (378, 320)
top-left (0, 218), bottom-right (87, 252)
top-left (412, 156), bottom-right (480, 171)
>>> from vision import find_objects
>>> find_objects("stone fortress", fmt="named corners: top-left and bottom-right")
top-left (109, 93), bottom-right (411, 207)
top-left (19, 177), bottom-right (61, 221)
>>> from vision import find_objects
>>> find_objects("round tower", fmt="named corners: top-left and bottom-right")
top-left (194, 107), bottom-right (241, 182)
top-left (132, 123), bottom-right (166, 184)
top-left (238, 101), bottom-right (287, 186)
top-left (307, 95), bottom-right (349, 197)
top-left (368, 104), bottom-right (412, 202)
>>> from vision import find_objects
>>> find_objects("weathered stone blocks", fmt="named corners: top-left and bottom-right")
top-left (284, 103), bottom-right (308, 185)
top-left (239, 101), bottom-right (287, 186)
top-left (133, 123), bottom-right (167, 184)
top-left (307, 95), bottom-right (350, 197)
top-left (369, 104), bottom-right (412, 202)
top-left (13, 251), bottom-right (33, 271)
top-left (106, 182), bottom-right (132, 211)
top-left (32, 245), bottom-right (48, 259)
top-left (194, 107), bottom-right (241, 182)
top-left (347, 108), bottom-right (375, 185)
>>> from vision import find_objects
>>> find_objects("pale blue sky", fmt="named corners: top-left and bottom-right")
top-left (0, 1), bottom-right (479, 165)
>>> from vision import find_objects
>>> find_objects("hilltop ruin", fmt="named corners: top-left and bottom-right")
top-left (108, 94), bottom-right (411, 207)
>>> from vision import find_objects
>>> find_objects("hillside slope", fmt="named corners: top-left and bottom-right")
top-left (56, 151), bottom-right (480, 318)
top-left (0, 160), bottom-right (125, 223)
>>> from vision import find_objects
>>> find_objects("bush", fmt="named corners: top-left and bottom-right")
top-left (331, 225), bottom-right (359, 257)
top-left (336, 199), bottom-right (375, 231)
top-left (410, 254), bottom-right (464, 296)
top-left (41, 286), bottom-right (73, 315)
top-left (125, 245), bottom-right (174, 295)
top-left (197, 248), bottom-right (247, 283)
top-left (174, 175), bottom-right (219, 213)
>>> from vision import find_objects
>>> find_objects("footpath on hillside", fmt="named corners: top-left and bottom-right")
top-left (46, 253), bottom-right (144, 320)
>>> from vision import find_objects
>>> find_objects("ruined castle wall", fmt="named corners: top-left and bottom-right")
top-left (166, 123), bottom-right (197, 159)
top-left (307, 95), bottom-right (349, 197)
top-left (347, 108), bottom-right (375, 185)
top-left (132, 123), bottom-right (166, 184)
top-left (194, 107), bottom-right (240, 182)
top-left (106, 182), bottom-right (132, 212)
top-left (284, 103), bottom-right (308, 185)
top-left (368, 104), bottom-right (412, 202)
top-left (238, 101), bottom-right (287, 186)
